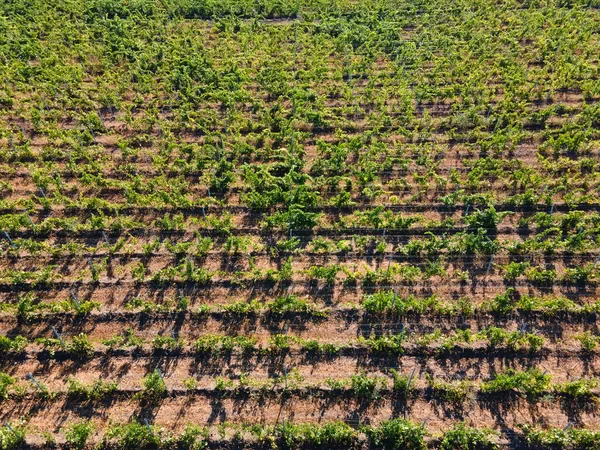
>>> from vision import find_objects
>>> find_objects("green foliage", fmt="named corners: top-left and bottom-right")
top-left (389, 369), bottom-right (415, 397)
top-left (139, 370), bottom-right (166, 403)
top-left (502, 261), bottom-right (530, 281)
top-left (0, 372), bottom-right (16, 400)
top-left (179, 424), bottom-right (208, 450)
top-left (525, 266), bottom-right (557, 285)
top-left (221, 299), bottom-right (261, 316)
top-left (464, 206), bottom-right (510, 231)
top-left (427, 375), bottom-right (471, 404)
top-left (0, 423), bottom-right (25, 450)
top-left (481, 368), bottom-right (550, 398)
top-left (268, 295), bottom-right (325, 317)
top-left (68, 333), bottom-right (95, 359)
top-left (306, 265), bottom-right (340, 284)
top-left (278, 257), bottom-right (294, 281)
top-left (277, 422), bottom-right (356, 449)
top-left (1, 0), bottom-right (600, 446)
top-left (520, 425), bottom-right (600, 450)
top-left (366, 419), bottom-right (427, 450)
top-left (362, 291), bottom-right (438, 316)
top-left (265, 206), bottom-right (320, 231)
top-left (300, 340), bottom-right (341, 356)
top-left (67, 378), bottom-right (118, 401)
top-left (105, 422), bottom-right (162, 450)
top-left (194, 335), bottom-right (257, 355)
top-left (577, 332), bottom-right (600, 353)
top-left (267, 334), bottom-right (296, 352)
top-left (358, 334), bottom-right (406, 355)
top-left (555, 378), bottom-right (598, 400)
top-left (349, 373), bottom-right (385, 400)
top-left (152, 335), bottom-right (183, 350)
top-left (65, 420), bottom-right (94, 450)
top-left (440, 423), bottom-right (498, 450)
top-left (0, 335), bottom-right (28, 353)
top-left (102, 328), bottom-right (143, 349)
top-left (479, 327), bottom-right (544, 352)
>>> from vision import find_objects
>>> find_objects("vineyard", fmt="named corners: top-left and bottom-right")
top-left (1, 0), bottom-right (600, 448)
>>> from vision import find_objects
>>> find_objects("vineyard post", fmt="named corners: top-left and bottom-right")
top-left (549, 203), bottom-right (554, 216)
top-left (144, 419), bottom-right (154, 436)
top-left (26, 215), bottom-right (35, 229)
top-left (70, 289), bottom-right (81, 308)
top-left (464, 204), bottom-right (470, 217)
top-left (486, 255), bottom-right (494, 274)
top-left (51, 326), bottom-right (66, 348)
top-left (38, 186), bottom-right (47, 200)
top-left (88, 258), bottom-right (97, 279)
top-left (156, 368), bottom-right (166, 388)
top-left (564, 422), bottom-right (573, 431)
top-left (594, 255), bottom-right (600, 266)
top-left (201, 205), bottom-right (206, 220)
top-left (3, 422), bottom-right (17, 437)
top-left (3, 232), bottom-right (16, 248)
top-left (26, 373), bottom-right (45, 393)
top-left (101, 231), bottom-right (109, 243)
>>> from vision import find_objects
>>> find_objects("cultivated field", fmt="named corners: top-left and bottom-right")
top-left (1, 0), bottom-right (600, 448)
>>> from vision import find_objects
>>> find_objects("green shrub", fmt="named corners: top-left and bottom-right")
top-left (555, 378), bottom-right (598, 400)
top-left (68, 333), bottom-right (95, 359)
top-left (139, 370), bottom-right (166, 403)
top-left (301, 340), bottom-right (341, 355)
top-left (427, 376), bottom-right (471, 405)
top-left (0, 372), bottom-right (15, 400)
top-left (0, 423), bottom-right (25, 450)
top-left (0, 336), bottom-right (28, 353)
top-left (479, 327), bottom-right (543, 352)
top-left (440, 423), bottom-right (498, 450)
top-left (390, 369), bottom-right (416, 397)
top-left (67, 378), bottom-right (118, 401)
top-left (278, 422), bottom-right (356, 449)
top-left (576, 332), bottom-right (599, 353)
top-left (481, 368), bottom-right (550, 398)
top-left (520, 425), bottom-right (600, 450)
top-left (65, 420), bottom-right (94, 450)
top-left (178, 424), bottom-right (208, 450)
top-left (194, 335), bottom-right (257, 355)
top-left (350, 373), bottom-right (385, 400)
top-left (105, 422), bottom-right (162, 449)
top-left (367, 418), bottom-right (427, 450)
top-left (358, 334), bottom-right (406, 355)
top-left (268, 295), bottom-right (325, 317)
